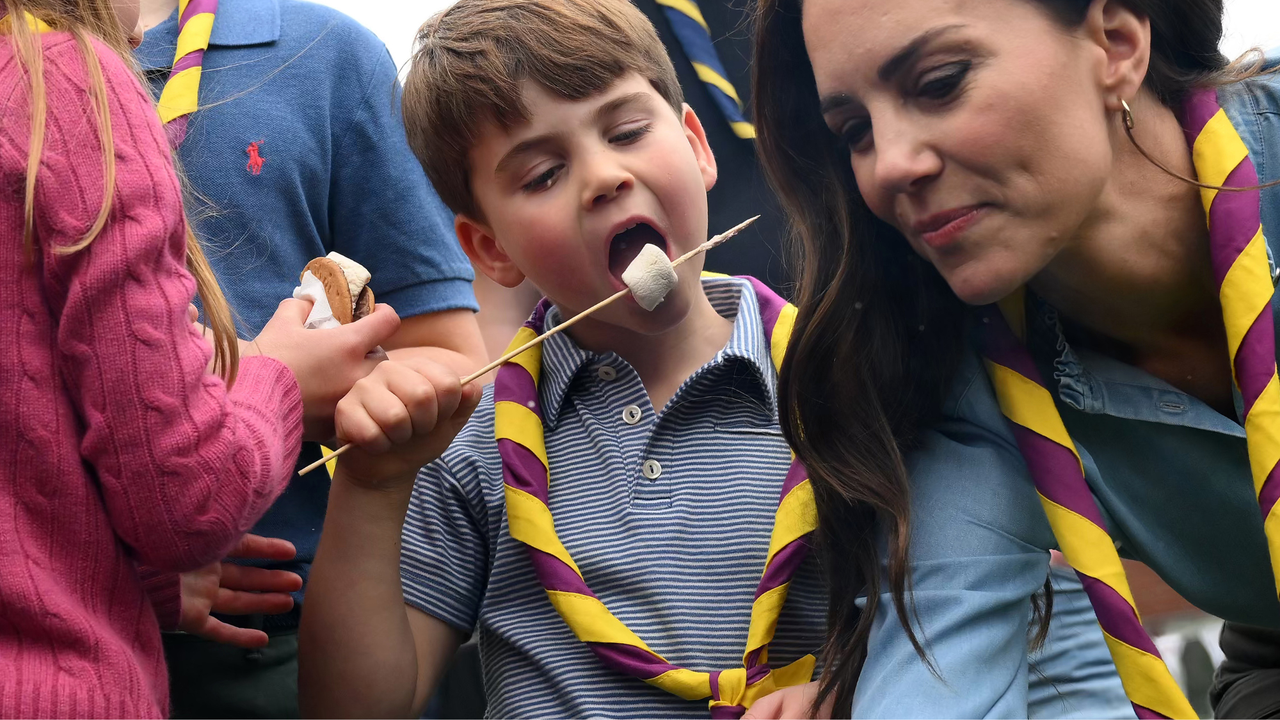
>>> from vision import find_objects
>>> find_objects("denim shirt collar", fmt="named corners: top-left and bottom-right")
top-left (1027, 294), bottom-right (1246, 438)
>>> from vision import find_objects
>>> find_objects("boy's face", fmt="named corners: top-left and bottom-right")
top-left (461, 73), bottom-right (717, 336)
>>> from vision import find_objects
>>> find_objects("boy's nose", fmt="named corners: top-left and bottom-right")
top-left (582, 158), bottom-right (635, 209)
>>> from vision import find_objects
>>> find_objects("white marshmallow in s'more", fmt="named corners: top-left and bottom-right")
top-left (621, 243), bottom-right (678, 311)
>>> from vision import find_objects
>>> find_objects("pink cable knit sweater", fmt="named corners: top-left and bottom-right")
top-left (0, 32), bottom-right (302, 717)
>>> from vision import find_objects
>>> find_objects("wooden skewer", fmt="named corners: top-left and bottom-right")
top-left (298, 215), bottom-right (760, 477)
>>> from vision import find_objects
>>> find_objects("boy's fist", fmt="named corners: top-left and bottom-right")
top-left (333, 358), bottom-right (481, 490)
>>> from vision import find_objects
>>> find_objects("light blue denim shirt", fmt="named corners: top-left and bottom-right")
top-left (852, 54), bottom-right (1280, 718)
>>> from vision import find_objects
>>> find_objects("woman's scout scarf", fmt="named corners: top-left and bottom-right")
top-left (156, 0), bottom-right (216, 147)
top-left (980, 86), bottom-right (1277, 720)
top-left (493, 277), bottom-right (816, 719)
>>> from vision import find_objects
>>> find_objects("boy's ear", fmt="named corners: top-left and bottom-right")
top-left (681, 103), bottom-right (718, 192)
top-left (455, 215), bottom-right (527, 289)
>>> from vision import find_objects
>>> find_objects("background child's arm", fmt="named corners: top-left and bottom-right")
top-left (298, 358), bottom-right (479, 717)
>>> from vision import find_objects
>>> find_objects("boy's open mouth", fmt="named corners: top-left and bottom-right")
top-left (608, 222), bottom-right (669, 281)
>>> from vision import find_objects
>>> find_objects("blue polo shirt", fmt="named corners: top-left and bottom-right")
top-left (136, 0), bottom-right (477, 618)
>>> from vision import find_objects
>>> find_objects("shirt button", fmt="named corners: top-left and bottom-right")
top-left (642, 459), bottom-right (663, 480)
top-left (597, 365), bottom-right (617, 381)
top-left (622, 405), bottom-right (643, 425)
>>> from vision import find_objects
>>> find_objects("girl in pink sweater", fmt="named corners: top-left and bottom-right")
top-left (0, 0), bottom-right (402, 715)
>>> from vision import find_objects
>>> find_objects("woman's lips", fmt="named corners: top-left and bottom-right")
top-left (914, 205), bottom-right (989, 250)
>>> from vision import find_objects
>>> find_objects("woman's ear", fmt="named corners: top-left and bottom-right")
top-left (1083, 0), bottom-right (1151, 112)
top-left (681, 103), bottom-right (719, 192)
top-left (455, 215), bottom-right (526, 289)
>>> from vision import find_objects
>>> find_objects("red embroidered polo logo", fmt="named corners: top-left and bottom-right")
top-left (246, 141), bottom-right (264, 175)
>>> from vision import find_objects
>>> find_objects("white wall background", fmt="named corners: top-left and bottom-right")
top-left (314, 0), bottom-right (1280, 71)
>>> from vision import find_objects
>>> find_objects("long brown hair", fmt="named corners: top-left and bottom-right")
top-left (5, 0), bottom-right (239, 382)
top-left (752, 0), bottom-right (1237, 712)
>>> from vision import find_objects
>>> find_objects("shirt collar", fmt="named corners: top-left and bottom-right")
top-left (531, 276), bottom-right (779, 430)
top-left (137, 0), bottom-right (280, 69)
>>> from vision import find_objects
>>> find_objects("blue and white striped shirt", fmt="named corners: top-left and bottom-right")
top-left (401, 277), bottom-right (827, 719)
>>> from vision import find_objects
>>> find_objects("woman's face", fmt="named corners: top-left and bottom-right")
top-left (804, 0), bottom-right (1123, 305)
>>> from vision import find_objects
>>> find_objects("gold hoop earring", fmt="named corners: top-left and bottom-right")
top-left (1121, 99), bottom-right (1135, 130)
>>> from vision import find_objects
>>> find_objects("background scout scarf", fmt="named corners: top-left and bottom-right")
top-left (156, 0), bottom-right (215, 147)
top-left (980, 86), bottom-right (1277, 719)
top-left (493, 277), bottom-right (815, 718)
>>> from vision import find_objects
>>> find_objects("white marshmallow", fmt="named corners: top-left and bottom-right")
top-left (326, 251), bottom-right (372, 302)
top-left (621, 243), bottom-right (678, 311)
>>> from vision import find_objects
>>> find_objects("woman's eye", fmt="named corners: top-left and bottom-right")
top-left (610, 125), bottom-right (652, 144)
top-left (522, 165), bottom-right (561, 192)
top-left (916, 61), bottom-right (971, 101)
top-left (838, 119), bottom-right (872, 153)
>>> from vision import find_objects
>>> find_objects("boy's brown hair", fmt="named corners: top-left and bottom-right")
top-left (403, 0), bottom-right (684, 220)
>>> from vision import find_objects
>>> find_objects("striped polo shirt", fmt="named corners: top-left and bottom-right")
top-left (401, 277), bottom-right (826, 718)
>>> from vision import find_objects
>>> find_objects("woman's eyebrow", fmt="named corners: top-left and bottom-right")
top-left (876, 24), bottom-right (967, 83)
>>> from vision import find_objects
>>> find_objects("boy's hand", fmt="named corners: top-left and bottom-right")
top-left (743, 682), bottom-right (833, 720)
top-left (333, 358), bottom-right (481, 490)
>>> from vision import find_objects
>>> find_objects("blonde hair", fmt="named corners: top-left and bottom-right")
top-left (5, 0), bottom-right (239, 383)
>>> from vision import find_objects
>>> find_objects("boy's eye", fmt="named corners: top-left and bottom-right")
top-left (610, 124), bottom-right (652, 144)
top-left (522, 165), bottom-right (562, 193)
top-left (916, 61), bottom-right (971, 101)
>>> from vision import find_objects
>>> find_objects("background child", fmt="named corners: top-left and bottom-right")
top-left (0, 0), bottom-right (395, 715)
top-left (131, 0), bottom-right (487, 713)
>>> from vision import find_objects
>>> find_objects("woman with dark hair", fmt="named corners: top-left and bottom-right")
top-left (747, 0), bottom-right (1280, 717)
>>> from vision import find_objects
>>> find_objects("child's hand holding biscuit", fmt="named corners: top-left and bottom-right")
top-left (332, 358), bottom-right (481, 491)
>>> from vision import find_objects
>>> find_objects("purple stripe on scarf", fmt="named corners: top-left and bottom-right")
top-left (163, 116), bottom-right (189, 149)
top-left (170, 48), bottom-right (204, 75)
top-left (979, 306), bottom-right (1046, 382)
top-left (592, 642), bottom-right (678, 680)
top-left (498, 439), bottom-right (550, 503)
top-left (1207, 161), bottom-right (1263, 287)
top-left (526, 298), bottom-right (553, 333)
top-left (1078, 573), bottom-right (1163, 656)
top-left (1183, 87), bottom-right (1224, 148)
top-left (754, 540), bottom-right (808, 600)
top-left (1259, 465), bottom-right (1280, 520)
top-left (179, 0), bottom-right (217, 25)
top-left (1236, 315), bottom-right (1277, 415)
top-left (494, 363), bottom-right (542, 418)
top-left (780, 459), bottom-right (808, 499)
top-left (709, 670), bottom-right (722, 701)
top-left (1134, 703), bottom-right (1167, 720)
top-left (527, 547), bottom-right (595, 595)
top-left (746, 663), bottom-right (771, 685)
top-left (710, 705), bottom-right (745, 720)
top-left (1009, 425), bottom-right (1109, 529)
top-left (748, 277), bottom-right (784, 336)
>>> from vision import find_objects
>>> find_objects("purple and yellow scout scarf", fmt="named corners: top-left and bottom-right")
top-left (156, 0), bottom-right (216, 147)
top-left (493, 277), bottom-right (816, 719)
top-left (980, 87), bottom-right (1278, 719)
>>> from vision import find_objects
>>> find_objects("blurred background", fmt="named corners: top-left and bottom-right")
top-left (316, 0), bottom-right (1280, 71)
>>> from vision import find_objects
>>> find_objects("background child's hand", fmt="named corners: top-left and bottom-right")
top-left (333, 358), bottom-right (481, 490)
top-left (251, 298), bottom-right (401, 441)
top-left (177, 534), bottom-right (303, 648)
top-left (743, 681), bottom-right (833, 720)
